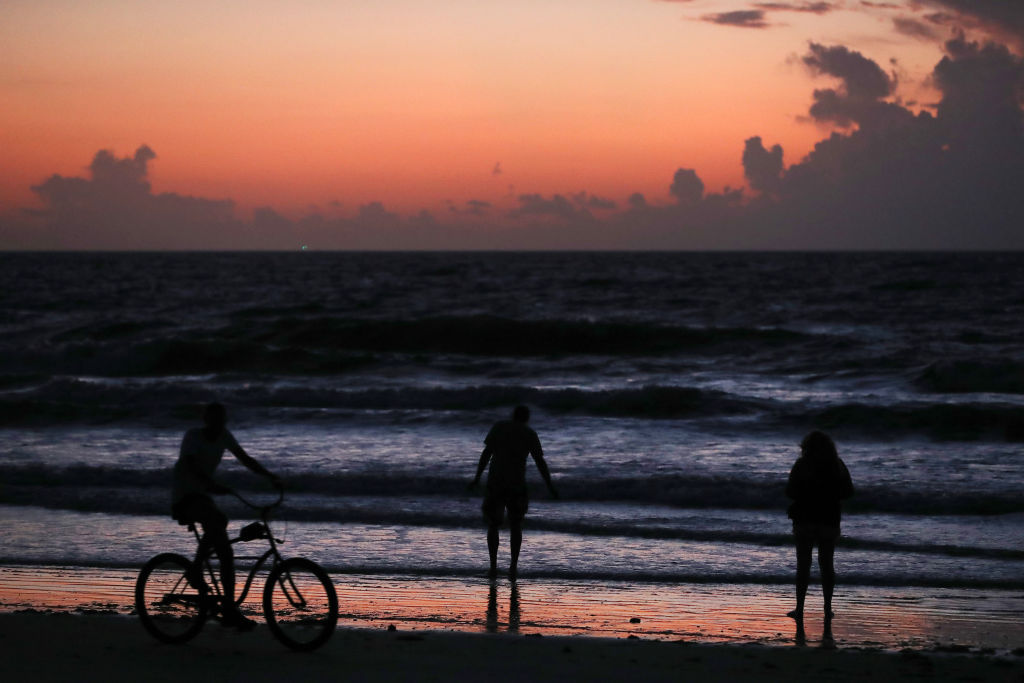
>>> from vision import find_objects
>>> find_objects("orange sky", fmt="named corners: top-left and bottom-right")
top-left (0, 1), bottom-right (951, 218)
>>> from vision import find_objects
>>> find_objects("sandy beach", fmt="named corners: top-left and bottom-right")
top-left (3, 611), bottom-right (1023, 683)
top-left (2, 563), bottom-right (1024, 681)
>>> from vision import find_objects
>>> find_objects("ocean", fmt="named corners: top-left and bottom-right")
top-left (2, 251), bottom-right (1023, 647)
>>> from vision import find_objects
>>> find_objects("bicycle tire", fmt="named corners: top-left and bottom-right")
top-left (262, 557), bottom-right (338, 651)
top-left (135, 553), bottom-right (209, 644)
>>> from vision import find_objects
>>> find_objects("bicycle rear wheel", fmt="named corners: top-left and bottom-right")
top-left (263, 557), bottom-right (338, 651)
top-left (135, 553), bottom-right (208, 643)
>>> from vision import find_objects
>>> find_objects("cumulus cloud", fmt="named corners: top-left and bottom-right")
top-left (742, 35), bottom-right (1024, 248)
top-left (669, 168), bottom-right (705, 204)
top-left (3, 28), bottom-right (1023, 251)
top-left (701, 10), bottom-right (770, 28)
top-left (26, 146), bottom-right (239, 249)
top-left (742, 136), bottom-right (784, 193)
top-left (800, 42), bottom-right (907, 128)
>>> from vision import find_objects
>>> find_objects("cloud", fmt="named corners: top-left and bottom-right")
top-left (570, 191), bottom-right (618, 210)
top-left (700, 10), bottom-right (770, 29)
top-left (492, 162), bottom-right (502, 176)
top-left (742, 136), bottom-right (784, 193)
top-left (754, 2), bottom-right (836, 14)
top-left (800, 42), bottom-right (905, 127)
top-left (893, 16), bottom-right (940, 41)
top-left (742, 35), bottom-right (1024, 248)
top-left (510, 193), bottom-right (594, 221)
top-left (3, 30), bottom-right (1023, 251)
top-left (26, 146), bottom-right (239, 249)
top-left (916, 2), bottom-right (1024, 49)
top-left (669, 168), bottom-right (705, 204)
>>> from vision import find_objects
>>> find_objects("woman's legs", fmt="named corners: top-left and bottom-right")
top-left (818, 536), bottom-right (836, 638)
top-left (791, 535), bottom-right (813, 620)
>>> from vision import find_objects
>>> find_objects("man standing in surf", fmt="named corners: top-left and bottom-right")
top-left (471, 405), bottom-right (558, 577)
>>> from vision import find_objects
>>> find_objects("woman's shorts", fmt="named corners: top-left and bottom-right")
top-left (792, 522), bottom-right (839, 544)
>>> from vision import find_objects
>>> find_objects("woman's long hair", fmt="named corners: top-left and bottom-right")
top-left (800, 430), bottom-right (841, 479)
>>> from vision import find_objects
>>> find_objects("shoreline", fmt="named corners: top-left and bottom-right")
top-left (2, 612), bottom-right (1022, 683)
top-left (2, 564), bottom-right (1023, 654)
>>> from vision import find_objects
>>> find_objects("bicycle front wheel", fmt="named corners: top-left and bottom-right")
top-left (135, 553), bottom-right (208, 643)
top-left (263, 557), bottom-right (338, 651)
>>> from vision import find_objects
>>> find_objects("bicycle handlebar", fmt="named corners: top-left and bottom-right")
top-left (226, 483), bottom-right (284, 518)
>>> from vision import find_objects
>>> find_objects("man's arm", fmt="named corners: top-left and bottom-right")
top-left (471, 446), bottom-right (493, 487)
top-left (530, 440), bottom-right (558, 498)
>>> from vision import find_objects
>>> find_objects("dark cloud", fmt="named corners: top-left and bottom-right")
top-left (492, 162), bottom-right (502, 176)
top-left (700, 10), bottom-right (770, 28)
top-left (742, 136), bottom-right (784, 193)
top-left (4, 30), bottom-right (1023, 251)
top-left (26, 146), bottom-right (239, 249)
top-left (466, 199), bottom-right (492, 215)
top-left (754, 2), bottom-right (836, 14)
top-left (801, 42), bottom-right (905, 127)
top-left (860, 1), bottom-right (901, 9)
top-left (923, 1), bottom-right (1024, 42)
top-left (743, 35), bottom-right (1024, 248)
top-left (510, 193), bottom-right (593, 221)
top-left (570, 191), bottom-right (618, 210)
top-left (893, 16), bottom-right (940, 40)
top-left (669, 168), bottom-right (705, 204)
top-left (627, 193), bottom-right (648, 210)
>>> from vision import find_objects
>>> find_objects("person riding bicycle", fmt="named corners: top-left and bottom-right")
top-left (171, 402), bottom-right (280, 629)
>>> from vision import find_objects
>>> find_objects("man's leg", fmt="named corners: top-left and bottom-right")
top-left (509, 523), bottom-right (522, 576)
top-left (508, 496), bottom-right (527, 577)
top-left (483, 493), bottom-right (501, 575)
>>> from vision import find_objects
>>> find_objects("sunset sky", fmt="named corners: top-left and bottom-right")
top-left (2, 1), bottom-right (1022, 249)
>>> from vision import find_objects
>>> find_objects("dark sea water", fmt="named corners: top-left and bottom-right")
top-left (1, 252), bottom-right (1023, 592)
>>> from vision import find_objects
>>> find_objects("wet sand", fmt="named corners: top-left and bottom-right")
top-left (2, 564), bottom-right (1024, 653)
top-left (2, 611), bottom-right (1022, 683)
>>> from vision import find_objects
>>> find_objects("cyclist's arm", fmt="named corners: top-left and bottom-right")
top-left (227, 441), bottom-right (280, 485)
top-left (181, 450), bottom-right (230, 493)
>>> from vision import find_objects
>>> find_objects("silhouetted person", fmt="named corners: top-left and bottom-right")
top-left (471, 405), bottom-right (558, 577)
top-left (785, 430), bottom-right (854, 643)
top-left (171, 402), bottom-right (279, 629)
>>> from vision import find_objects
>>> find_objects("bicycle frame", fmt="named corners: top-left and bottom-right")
top-left (188, 490), bottom-right (286, 609)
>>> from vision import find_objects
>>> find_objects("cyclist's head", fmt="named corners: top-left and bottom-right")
top-left (512, 405), bottom-right (530, 423)
top-left (202, 402), bottom-right (227, 430)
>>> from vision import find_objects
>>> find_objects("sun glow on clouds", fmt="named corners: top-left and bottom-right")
top-left (1, 1), bottom-right (1020, 248)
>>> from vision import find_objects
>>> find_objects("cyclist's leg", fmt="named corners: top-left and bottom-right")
top-left (203, 515), bottom-right (234, 602)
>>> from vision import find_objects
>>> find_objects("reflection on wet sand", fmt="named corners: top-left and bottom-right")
top-left (486, 579), bottom-right (520, 634)
top-left (2, 566), bottom-right (1023, 651)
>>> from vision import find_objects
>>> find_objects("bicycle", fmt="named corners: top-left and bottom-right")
top-left (135, 487), bottom-right (338, 651)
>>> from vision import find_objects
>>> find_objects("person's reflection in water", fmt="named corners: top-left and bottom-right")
top-left (484, 580), bottom-right (521, 633)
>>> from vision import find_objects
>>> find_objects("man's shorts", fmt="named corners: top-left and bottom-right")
top-left (172, 493), bottom-right (228, 531)
top-left (482, 486), bottom-right (529, 526)
top-left (792, 522), bottom-right (840, 545)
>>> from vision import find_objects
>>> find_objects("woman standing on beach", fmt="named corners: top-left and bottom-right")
top-left (785, 430), bottom-right (854, 641)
